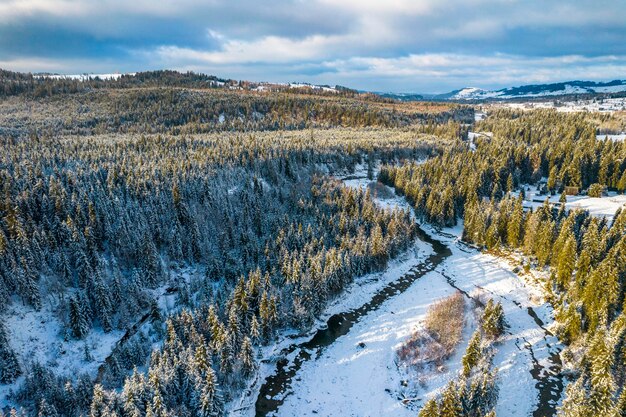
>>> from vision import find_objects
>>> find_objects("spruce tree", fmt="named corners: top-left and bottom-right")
top-left (482, 300), bottom-right (505, 339)
top-left (463, 330), bottom-right (482, 377)
top-left (38, 399), bottom-right (59, 417)
top-left (240, 336), bottom-right (255, 376)
top-left (559, 376), bottom-right (588, 417)
top-left (0, 322), bottom-right (21, 383)
top-left (419, 398), bottom-right (440, 417)
top-left (440, 381), bottom-right (462, 417)
top-left (588, 330), bottom-right (617, 415)
top-left (69, 295), bottom-right (90, 339)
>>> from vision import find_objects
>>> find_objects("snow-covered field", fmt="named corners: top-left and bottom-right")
top-left (513, 185), bottom-right (626, 221)
top-left (488, 96), bottom-right (626, 113)
top-left (246, 169), bottom-right (565, 417)
top-left (274, 220), bottom-right (563, 417)
top-left (428, 225), bottom-right (563, 417)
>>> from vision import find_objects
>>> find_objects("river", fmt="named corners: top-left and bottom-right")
top-left (250, 172), bottom-right (565, 417)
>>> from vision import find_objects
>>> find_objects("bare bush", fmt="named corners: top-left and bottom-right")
top-left (397, 291), bottom-right (465, 370)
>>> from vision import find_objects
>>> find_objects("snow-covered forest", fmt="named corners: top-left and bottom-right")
top-left (2, 70), bottom-right (626, 417)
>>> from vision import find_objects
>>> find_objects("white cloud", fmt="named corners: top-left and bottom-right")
top-left (1, 0), bottom-right (626, 91)
top-left (136, 41), bottom-right (626, 92)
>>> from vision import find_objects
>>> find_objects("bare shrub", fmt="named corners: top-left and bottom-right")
top-left (397, 291), bottom-right (465, 370)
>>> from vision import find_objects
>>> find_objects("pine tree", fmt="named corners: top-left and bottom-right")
top-left (197, 369), bottom-right (220, 417)
top-left (462, 330), bottom-right (482, 377)
top-left (559, 376), bottom-right (588, 417)
top-left (141, 236), bottom-right (162, 287)
top-left (92, 266), bottom-right (113, 332)
top-left (506, 173), bottom-right (514, 193)
top-left (149, 372), bottom-right (168, 417)
top-left (419, 398), bottom-right (440, 417)
top-left (588, 330), bottom-right (617, 415)
top-left (69, 295), bottom-right (90, 339)
top-left (482, 300), bottom-right (505, 339)
top-left (250, 315), bottom-right (260, 343)
top-left (194, 343), bottom-right (211, 379)
top-left (239, 336), bottom-right (255, 376)
top-left (38, 399), bottom-right (59, 417)
top-left (507, 195), bottom-right (524, 247)
top-left (90, 384), bottom-right (109, 417)
top-left (0, 322), bottom-right (21, 383)
top-left (19, 256), bottom-right (41, 310)
top-left (556, 233), bottom-right (576, 289)
top-left (617, 387), bottom-right (626, 417)
top-left (440, 381), bottom-right (462, 417)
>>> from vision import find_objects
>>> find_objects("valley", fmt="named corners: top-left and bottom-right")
top-left (1, 70), bottom-right (626, 417)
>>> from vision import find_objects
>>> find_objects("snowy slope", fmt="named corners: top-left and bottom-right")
top-left (442, 80), bottom-right (626, 101)
top-left (0, 269), bottom-right (192, 409)
top-left (34, 73), bottom-right (135, 81)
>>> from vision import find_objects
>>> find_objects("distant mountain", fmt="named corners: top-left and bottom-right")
top-left (376, 92), bottom-right (424, 101)
top-left (438, 80), bottom-right (626, 101)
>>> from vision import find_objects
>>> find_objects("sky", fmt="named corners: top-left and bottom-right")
top-left (1, 0), bottom-right (625, 93)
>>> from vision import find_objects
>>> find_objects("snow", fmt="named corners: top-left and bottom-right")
top-left (236, 168), bottom-right (565, 417)
top-left (0, 300), bottom-right (120, 408)
top-left (288, 83), bottom-right (338, 93)
top-left (275, 265), bottom-right (456, 417)
top-left (490, 97), bottom-right (626, 113)
top-left (564, 194), bottom-right (626, 219)
top-left (429, 225), bottom-right (562, 417)
top-left (0, 303), bottom-right (125, 407)
top-left (273, 219), bottom-right (563, 417)
top-left (467, 132), bottom-right (492, 140)
top-left (467, 132), bottom-right (492, 151)
top-left (34, 73), bottom-right (135, 81)
top-left (512, 185), bottom-right (626, 221)
top-left (0, 269), bottom-right (190, 409)
top-left (450, 82), bottom-right (626, 101)
top-left (597, 133), bottom-right (626, 141)
top-left (453, 87), bottom-right (489, 99)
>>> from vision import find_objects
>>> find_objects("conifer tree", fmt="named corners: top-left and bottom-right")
top-left (463, 330), bottom-right (482, 377)
top-left (440, 381), bottom-right (462, 417)
top-left (0, 322), bottom-right (21, 383)
top-left (559, 376), bottom-right (588, 417)
top-left (38, 399), bottom-right (59, 417)
top-left (588, 330), bottom-right (617, 415)
top-left (240, 336), bottom-right (255, 376)
top-left (419, 398), bottom-right (440, 417)
top-left (69, 295), bottom-right (90, 339)
top-left (556, 233), bottom-right (576, 289)
top-left (482, 300), bottom-right (505, 339)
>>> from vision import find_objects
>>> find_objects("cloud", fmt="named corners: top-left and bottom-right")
top-left (0, 0), bottom-right (625, 91)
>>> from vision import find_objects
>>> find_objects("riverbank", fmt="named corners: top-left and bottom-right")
top-left (234, 168), bottom-right (565, 417)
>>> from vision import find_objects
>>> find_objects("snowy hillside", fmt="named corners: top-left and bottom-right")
top-left (33, 73), bottom-right (135, 81)
top-left (439, 80), bottom-right (626, 101)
